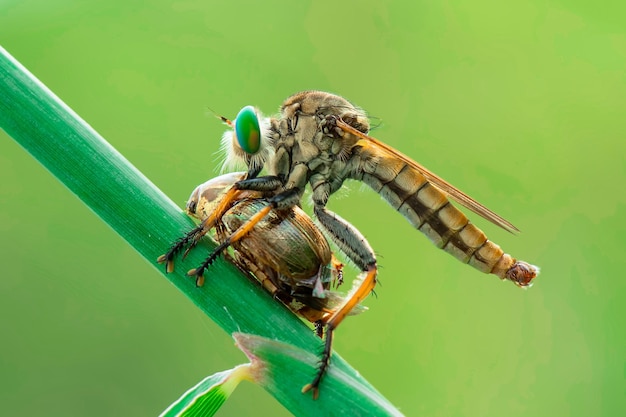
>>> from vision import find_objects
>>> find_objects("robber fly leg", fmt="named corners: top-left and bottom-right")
top-left (303, 265), bottom-right (378, 399)
top-left (235, 175), bottom-right (283, 192)
top-left (157, 186), bottom-right (243, 272)
top-left (188, 187), bottom-right (302, 287)
top-left (314, 320), bottom-right (324, 338)
top-left (314, 206), bottom-right (378, 281)
top-left (268, 187), bottom-right (303, 209)
top-left (187, 203), bottom-right (274, 285)
top-left (302, 205), bottom-right (378, 397)
top-left (157, 224), bottom-right (205, 273)
top-left (302, 323), bottom-right (334, 400)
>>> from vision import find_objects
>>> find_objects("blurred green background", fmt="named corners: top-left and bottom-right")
top-left (1, 0), bottom-right (624, 416)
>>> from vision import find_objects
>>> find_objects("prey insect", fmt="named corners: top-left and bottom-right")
top-left (158, 172), bottom-right (368, 398)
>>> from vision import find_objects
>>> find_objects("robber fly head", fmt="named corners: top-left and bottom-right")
top-left (219, 105), bottom-right (273, 174)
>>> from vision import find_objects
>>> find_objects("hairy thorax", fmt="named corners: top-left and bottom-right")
top-left (268, 91), bottom-right (371, 198)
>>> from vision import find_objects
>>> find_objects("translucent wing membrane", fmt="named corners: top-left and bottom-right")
top-left (336, 119), bottom-right (520, 233)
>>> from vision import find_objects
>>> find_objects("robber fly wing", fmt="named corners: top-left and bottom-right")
top-left (336, 120), bottom-right (520, 234)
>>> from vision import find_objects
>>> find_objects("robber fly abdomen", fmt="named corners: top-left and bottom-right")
top-left (352, 144), bottom-right (537, 284)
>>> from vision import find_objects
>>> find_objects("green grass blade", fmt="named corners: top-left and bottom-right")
top-left (160, 364), bottom-right (252, 417)
top-left (0, 46), bottom-right (401, 415)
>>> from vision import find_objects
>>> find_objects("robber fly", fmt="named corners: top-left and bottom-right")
top-left (159, 172), bottom-right (367, 396)
top-left (164, 91), bottom-right (539, 397)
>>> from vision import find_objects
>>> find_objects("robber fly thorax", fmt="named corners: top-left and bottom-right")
top-left (160, 90), bottom-right (539, 398)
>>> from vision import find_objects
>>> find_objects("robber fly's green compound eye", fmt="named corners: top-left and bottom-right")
top-left (235, 105), bottom-right (261, 154)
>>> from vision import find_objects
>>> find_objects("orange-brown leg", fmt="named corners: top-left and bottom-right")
top-left (157, 187), bottom-right (242, 272)
top-left (301, 263), bottom-right (377, 399)
top-left (301, 205), bottom-right (378, 398)
top-left (187, 205), bottom-right (273, 282)
top-left (302, 325), bottom-right (334, 400)
top-left (184, 186), bottom-right (303, 282)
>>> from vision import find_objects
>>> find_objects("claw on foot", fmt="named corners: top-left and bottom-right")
top-left (156, 255), bottom-right (175, 273)
top-left (186, 268), bottom-right (205, 287)
top-left (301, 383), bottom-right (320, 400)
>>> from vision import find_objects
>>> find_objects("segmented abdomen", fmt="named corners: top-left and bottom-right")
top-left (353, 146), bottom-right (538, 287)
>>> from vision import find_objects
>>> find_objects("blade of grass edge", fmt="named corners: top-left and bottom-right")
top-left (0, 46), bottom-right (402, 416)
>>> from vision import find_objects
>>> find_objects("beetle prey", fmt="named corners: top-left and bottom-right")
top-left (159, 172), bottom-right (367, 398)
top-left (167, 91), bottom-right (539, 396)
top-left (162, 172), bottom-right (347, 318)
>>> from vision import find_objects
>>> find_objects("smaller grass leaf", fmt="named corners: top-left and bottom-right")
top-left (160, 364), bottom-right (253, 417)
